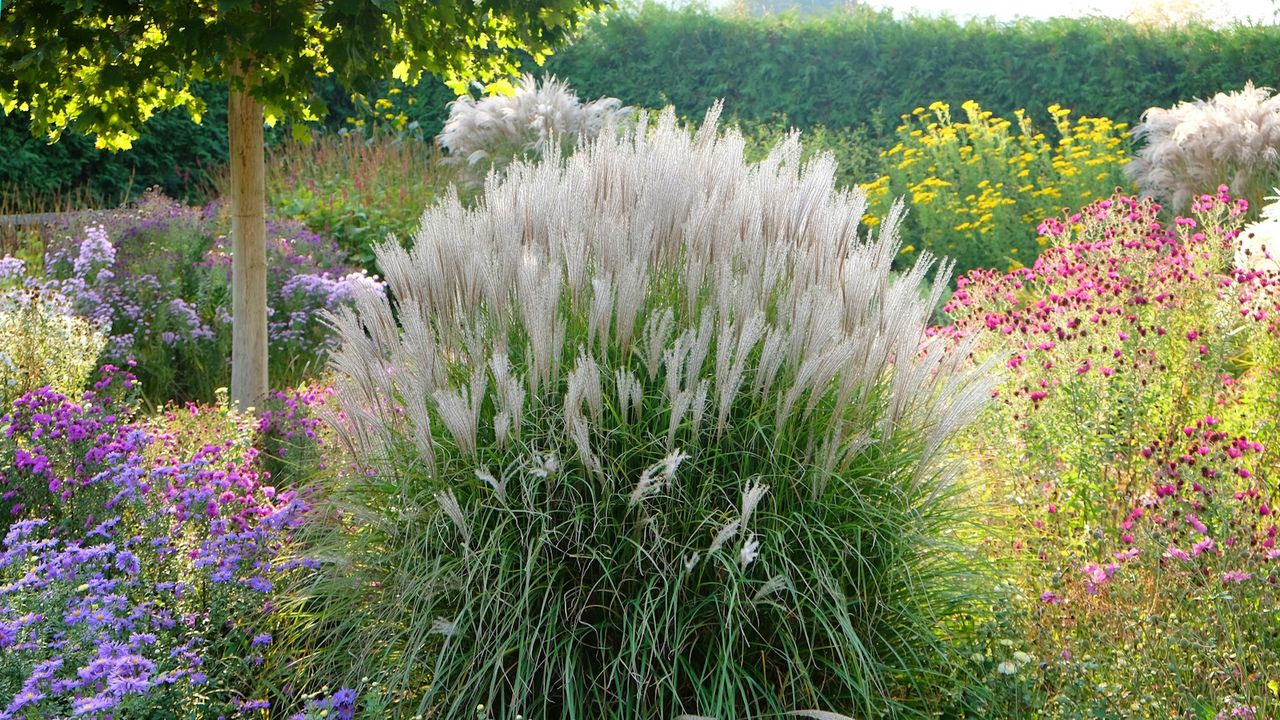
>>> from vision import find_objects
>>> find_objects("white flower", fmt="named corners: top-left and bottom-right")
top-left (434, 489), bottom-right (470, 545)
top-left (529, 453), bottom-right (559, 479)
top-left (1012, 651), bottom-right (1033, 665)
top-left (997, 660), bottom-right (1019, 675)
top-left (739, 534), bottom-right (761, 569)
top-left (739, 480), bottom-right (770, 529)
top-left (708, 520), bottom-right (740, 554)
top-left (475, 468), bottom-right (506, 502)
top-left (1238, 191), bottom-right (1280, 271)
top-left (629, 449), bottom-right (690, 507)
top-left (430, 617), bottom-right (459, 637)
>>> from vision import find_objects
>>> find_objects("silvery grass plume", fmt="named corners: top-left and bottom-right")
top-left (436, 73), bottom-right (631, 173)
top-left (1237, 188), bottom-right (1280, 272)
top-left (315, 104), bottom-right (998, 719)
top-left (1127, 82), bottom-right (1280, 214)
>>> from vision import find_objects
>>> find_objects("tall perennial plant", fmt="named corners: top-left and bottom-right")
top-left (298, 105), bottom-right (998, 719)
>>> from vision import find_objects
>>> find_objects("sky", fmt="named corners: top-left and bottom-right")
top-left (864, 0), bottom-right (1275, 23)
top-left (700, 0), bottom-right (1278, 24)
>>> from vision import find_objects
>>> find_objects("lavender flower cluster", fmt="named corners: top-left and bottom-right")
top-left (0, 365), bottom-right (336, 718)
top-left (0, 191), bottom-right (383, 402)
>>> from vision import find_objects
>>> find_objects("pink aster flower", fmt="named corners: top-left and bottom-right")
top-left (1192, 537), bottom-right (1215, 556)
top-left (1222, 570), bottom-right (1252, 584)
top-left (1186, 514), bottom-right (1209, 534)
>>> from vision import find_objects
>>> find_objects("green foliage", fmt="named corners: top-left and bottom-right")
top-left (734, 114), bottom-right (881, 189)
top-left (11, 5), bottom-right (1280, 207)
top-left (212, 128), bottom-right (457, 271)
top-left (543, 4), bottom-right (1280, 140)
top-left (0, 0), bottom-right (609, 152)
top-left (0, 84), bottom-right (228, 206)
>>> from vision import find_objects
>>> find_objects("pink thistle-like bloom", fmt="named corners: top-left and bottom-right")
top-left (1163, 546), bottom-right (1192, 562)
top-left (1082, 562), bottom-right (1109, 585)
top-left (1192, 537), bottom-right (1215, 556)
top-left (1222, 570), bottom-right (1252, 584)
top-left (1114, 547), bottom-right (1140, 561)
top-left (1186, 514), bottom-right (1209, 534)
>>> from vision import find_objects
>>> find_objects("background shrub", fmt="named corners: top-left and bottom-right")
top-left (543, 5), bottom-right (1280, 139)
top-left (0, 84), bottom-right (229, 207)
top-left (6, 6), bottom-right (1280, 206)
top-left (296, 107), bottom-right (996, 719)
top-left (210, 129), bottom-right (453, 272)
top-left (735, 115), bottom-right (882, 189)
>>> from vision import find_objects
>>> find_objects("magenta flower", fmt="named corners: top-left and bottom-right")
top-left (1192, 537), bottom-right (1215, 556)
top-left (1186, 514), bottom-right (1209, 534)
top-left (1222, 570), bottom-right (1252, 584)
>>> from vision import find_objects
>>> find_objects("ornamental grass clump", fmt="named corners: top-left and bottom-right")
top-left (304, 106), bottom-right (997, 719)
top-left (436, 73), bottom-right (631, 177)
top-left (1126, 82), bottom-right (1280, 215)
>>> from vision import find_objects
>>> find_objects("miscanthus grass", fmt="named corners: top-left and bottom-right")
top-left (1127, 82), bottom-right (1280, 214)
top-left (290, 105), bottom-right (998, 719)
top-left (436, 73), bottom-right (631, 177)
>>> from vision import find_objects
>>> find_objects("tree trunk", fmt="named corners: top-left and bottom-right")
top-left (228, 84), bottom-right (268, 410)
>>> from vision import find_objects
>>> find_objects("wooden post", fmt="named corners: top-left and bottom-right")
top-left (228, 80), bottom-right (269, 410)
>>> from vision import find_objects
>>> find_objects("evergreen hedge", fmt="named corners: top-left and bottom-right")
top-left (3, 4), bottom-right (1278, 205)
top-left (544, 4), bottom-right (1280, 135)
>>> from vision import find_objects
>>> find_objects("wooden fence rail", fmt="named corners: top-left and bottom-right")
top-left (0, 211), bottom-right (84, 227)
top-left (0, 211), bottom-right (85, 255)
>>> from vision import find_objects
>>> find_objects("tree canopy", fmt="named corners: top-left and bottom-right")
top-left (0, 0), bottom-right (607, 150)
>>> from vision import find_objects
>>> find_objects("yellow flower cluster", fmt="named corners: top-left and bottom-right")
top-left (345, 86), bottom-right (416, 131)
top-left (862, 100), bottom-right (1131, 275)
